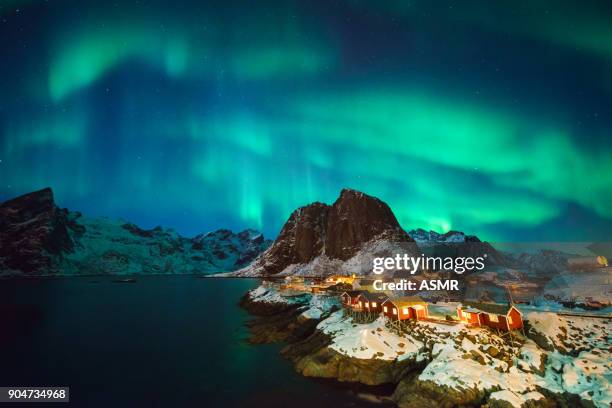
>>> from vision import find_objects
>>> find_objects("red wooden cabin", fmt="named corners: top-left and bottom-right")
top-left (382, 296), bottom-right (429, 321)
top-left (356, 292), bottom-right (389, 314)
top-left (457, 301), bottom-right (523, 331)
top-left (340, 290), bottom-right (365, 309)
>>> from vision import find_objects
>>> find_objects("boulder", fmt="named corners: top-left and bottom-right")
top-left (393, 377), bottom-right (488, 408)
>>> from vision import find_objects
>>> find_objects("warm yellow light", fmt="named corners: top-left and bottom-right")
top-left (597, 255), bottom-right (608, 266)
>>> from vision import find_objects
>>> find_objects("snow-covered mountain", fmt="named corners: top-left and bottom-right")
top-left (504, 249), bottom-right (574, 275)
top-left (407, 227), bottom-right (506, 265)
top-left (222, 189), bottom-right (610, 303)
top-left (0, 188), bottom-right (271, 276)
top-left (408, 228), bottom-right (474, 244)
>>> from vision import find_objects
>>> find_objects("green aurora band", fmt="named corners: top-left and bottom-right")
top-left (1, 0), bottom-right (611, 241)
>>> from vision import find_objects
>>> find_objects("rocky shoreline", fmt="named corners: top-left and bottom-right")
top-left (240, 286), bottom-right (609, 408)
top-left (240, 291), bottom-right (449, 406)
top-left (241, 291), bottom-right (419, 395)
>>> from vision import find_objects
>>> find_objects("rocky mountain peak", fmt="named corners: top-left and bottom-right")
top-left (409, 228), bottom-right (470, 243)
top-left (232, 188), bottom-right (414, 276)
top-left (326, 189), bottom-right (410, 260)
top-left (1, 187), bottom-right (54, 218)
top-left (0, 187), bottom-right (73, 273)
top-left (263, 202), bottom-right (329, 274)
top-left (237, 229), bottom-right (264, 244)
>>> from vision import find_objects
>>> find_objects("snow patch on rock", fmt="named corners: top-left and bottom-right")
top-left (248, 285), bottom-right (299, 304)
top-left (318, 312), bottom-right (424, 361)
top-left (300, 295), bottom-right (340, 320)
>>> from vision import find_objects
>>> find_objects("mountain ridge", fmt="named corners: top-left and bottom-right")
top-left (0, 187), bottom-right (271, 277)
top-left (1, 187), bottom-right (589, 283)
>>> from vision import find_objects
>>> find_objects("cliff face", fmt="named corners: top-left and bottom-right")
top-left (325, 189), bottom-right (410, 260)
top-left (0, 188), bottom-right (74, 273)
top-left (0, 188), bottom-right (270, 276)
top-left (263, 202), bottom-right (329, 274)
top-left (233, 188), bottom-right (416, 276)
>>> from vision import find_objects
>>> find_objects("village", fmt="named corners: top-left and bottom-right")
top-left (270, 274), bottom-right (527, 334)
top-left (250, 273), bottom-right (612, 407)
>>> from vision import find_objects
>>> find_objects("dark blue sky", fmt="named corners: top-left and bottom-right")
top-left (1, 0), bottom-right (611, 241)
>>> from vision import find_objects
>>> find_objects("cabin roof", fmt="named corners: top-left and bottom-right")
top-left (342, 290), bottom-right (365, 299)
top-left (359, 292), bottom-right (389, 302)
top-left (383, 296), bottom-right (428, 307)
top-left (461, 301), bottom-right (515, 315)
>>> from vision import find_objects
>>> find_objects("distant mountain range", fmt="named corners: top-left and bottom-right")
top-left (0, 188), bottom-right (271, 277)
top-left (1, 187), bottom-right (604, 290)
top-left (223, 188), bottom-right (597, 279)
top-left (227, 189), bottom-right (513, 277)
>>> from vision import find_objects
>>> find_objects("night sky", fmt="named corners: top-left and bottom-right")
top-left (1, 0), bottom-right (611, 241)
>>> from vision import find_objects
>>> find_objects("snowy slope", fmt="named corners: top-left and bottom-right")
top-left (0, 188), bottom-right (271, 276)
top-left (313, 308), bottom-right (611, 407)
top-left (53, 216), bottom-right (271, 275)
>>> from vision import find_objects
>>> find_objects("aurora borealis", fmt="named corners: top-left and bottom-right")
top-left (1, 0), bottom-right (611, 241)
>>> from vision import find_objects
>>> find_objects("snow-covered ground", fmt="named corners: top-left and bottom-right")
top-left (517, 300), bottom-right (612, 316)
top-left (247, 285), bottom-right (341, 320)
top-left (248, 282), bottom-right (611, 407)
top-left (318, 311), bottom-right (424, 361)
top-left (314, 308), bottom-right (611, 407)
top-left (420, 312), bottom-right (612, 408)
top-left (55, 216), bottom-right (270, 275)
top-left (525, 312), bottom-right (611, 407)
top-left (299, 295), bottom-right (340, 320)
top-left (248, 285), bottom-right (306, 305)
top-left (489, 390), bottom-right (545, 407)
top-left (542, 269), bottom-right (612, 304)
top-left (427, 302), bottom-right (461, 319)
top-left (233, 235), bottom-right (419, 277)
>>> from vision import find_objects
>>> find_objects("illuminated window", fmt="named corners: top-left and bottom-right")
top-left (383, 306), bottom-right (388, 313)
top-left (372, 302), bottom-right (377, 307)
top-left (507, 315), bottom-right (513, 324)
top-left (365, 302), bottom-right (369, 307)
top-left (359, 301), bottom-right (363, 307)
top-left (392, 308), bottom-right (397, 315)
top-left (489, 314), bottom-right (498, 322)
top-left (403, 308), bottom-right (409, 314)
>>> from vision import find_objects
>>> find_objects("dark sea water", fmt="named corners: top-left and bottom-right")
top-left (0, 277), bottom-right (392, 407)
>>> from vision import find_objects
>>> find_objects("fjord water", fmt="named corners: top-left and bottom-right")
top-left (0, 277), bottom-right (388, 407)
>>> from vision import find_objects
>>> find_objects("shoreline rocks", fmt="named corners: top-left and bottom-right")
top-left (240, 292), bottom-right (322, 343)
top-left (282, 329), bottom-right (425, 386)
